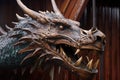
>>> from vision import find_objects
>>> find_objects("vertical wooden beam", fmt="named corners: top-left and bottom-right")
top-left (56, 0), bottom-right (89, 20)
top-left (68, 0), bottom-right (89, 20)
top-left (116, 8), bottom-right (120, 80)
top-left (64, 0), bottom-right (77, 18)
top-left (60, 0), bottom-right (71, 14)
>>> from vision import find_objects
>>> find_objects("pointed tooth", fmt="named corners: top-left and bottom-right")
top-left (74, 56), bottom-right (83, 66)
top-left (87, 59), bottom-right (93, 69)
top-left (12, 22), bottom-right (18, 24)
top-left (13, 69), bottom-right (17, 75)
top-left (46, 10), bottom-right (49, 13)
top-left (5, 25), bottom-right (13, 31)
top-left (58, 66), bottom-right (61, 74)
top-left (16, 13), bottom-right (25, 20)
top-left (56, 48), bottom-right (59, 53)
top-left (94, 59), bottom-right (99, 69)
top-left (49, 67), bottom-right (54, 80)
top-left (0, 27), bottom-right (7, 35)
top-left (51, 11), bottom-right (54, 14)
top-left (86, 56), bottom-right (89, 62)
top-left (68, 57), bottom-right (72, 63)
top-left (22, 68), bottom-right (26, 75)
top-left (75, 49), bottom-right (80, 55)
top-left (60, 47), bottom-right (66, 56)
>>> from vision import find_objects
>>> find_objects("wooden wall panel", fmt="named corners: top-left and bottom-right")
top-left (80, 5), bottom-right (120, 80)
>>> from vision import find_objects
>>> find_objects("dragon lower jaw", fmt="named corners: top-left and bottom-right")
top-left (51, 44), bottom-right (102, 79)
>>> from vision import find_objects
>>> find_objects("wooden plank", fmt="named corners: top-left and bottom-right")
top-left (64, 0), bottom-right (77, 18)
top-left (116, 8), bottom-right (120, 80)
top-left (111, 8), bottom-right (117, 80)
top-left (68, 0), bottom-right (89, 20)
top-left (106, 7), bottom-right (112, 80)
top-left (45, 0), bottom-right (89, 20)
top-left (60, 0), bottom-right (71, 14)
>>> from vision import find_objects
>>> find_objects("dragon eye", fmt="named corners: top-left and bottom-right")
top-left (59, 25), bottom-right (70, 30)
top-left (56, 23), bottom-right (71, 30)
top-left (59, 25), bottom-right (64, 29)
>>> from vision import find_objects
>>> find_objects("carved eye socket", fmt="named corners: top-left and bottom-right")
top-left (82, 30), bottom-right (87, 35)
top-left (96, 36), bottom-right (102, 41)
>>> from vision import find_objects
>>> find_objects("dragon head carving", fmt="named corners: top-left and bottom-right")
top-left (15, 0), bottom-right (106, 79)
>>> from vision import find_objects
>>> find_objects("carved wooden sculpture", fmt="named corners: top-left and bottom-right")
top-left (0, 0), bottom-right (106, 80)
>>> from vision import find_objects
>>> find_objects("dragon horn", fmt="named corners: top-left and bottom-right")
top-left (16, 0), bottom-right (48, 23)
top-left (51, 0), bottom-right (80, 26)
top-left (51, 0), bottom-right (64, 18)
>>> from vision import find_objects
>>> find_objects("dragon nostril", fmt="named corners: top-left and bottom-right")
top-left (96, 36), bottom-right (102, 42)
top-left (82, 31), bottom-right (87, 35)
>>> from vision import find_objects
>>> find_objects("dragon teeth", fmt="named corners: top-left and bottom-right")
top-left (60, 47), bottom-right (65, 55)
top-left (94, 59), bottom-right (99, 69)
top-left (74, 56), bottom-right (83, 66)
top-left (58, 66), bottom-right (61, 74)
top-left (87, 59), bottom-right (93, 70)
top-left (86, 56), bottom-right (89, 62)
top-left (68, 57), bottom-right (72, 63)
top-left (59, 47), bottom-right (99, 70)
top-left (75, 49), bottom-right (80, 55)
top-left (60, 47), bottom-right (67, 59)
top-left (56, 49), bottom-right (59, 53)
top-left (49, 67), bottom-right (54, 80)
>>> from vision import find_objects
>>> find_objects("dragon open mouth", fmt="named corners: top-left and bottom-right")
top-left (14, 0), bottom-right (106, 79)
top-left (55, 44), bottom-right (101, 74)
top-left (46, 42), bottom-right (103, 79)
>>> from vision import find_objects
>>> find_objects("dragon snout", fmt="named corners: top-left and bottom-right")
top-left (95, 35), bottom-right (106, 44)
top-left (79, 27), bottom-right (106, 51)
top-left (93, 29), bottom-right (106, 45)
